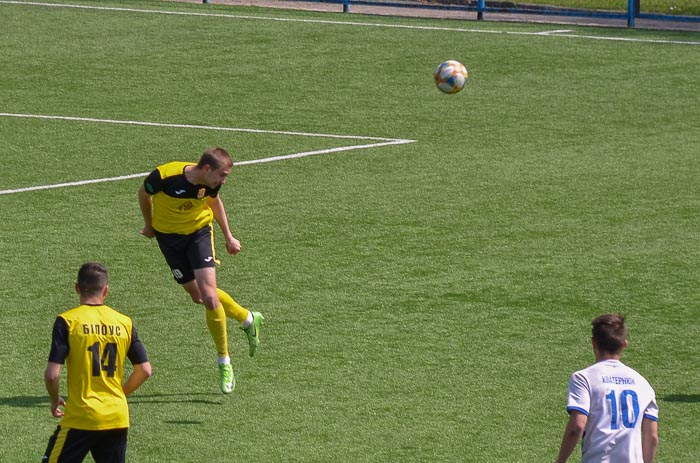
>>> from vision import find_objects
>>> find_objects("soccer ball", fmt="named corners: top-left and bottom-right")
top-left (434, 60), bottom-right (469, 94)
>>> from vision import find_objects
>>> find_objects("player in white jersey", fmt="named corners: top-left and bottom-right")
top-left (555, 314), bottom-right (659, 463)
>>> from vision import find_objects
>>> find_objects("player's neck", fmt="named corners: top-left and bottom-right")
top-left (184, 165), bottom-right (203, 185)
top-left (596, 353), bottom-right (622, 362)
top-left (80, 297), bottom-right (105, 306)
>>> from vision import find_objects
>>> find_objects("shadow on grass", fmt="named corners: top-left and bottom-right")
top-left (0, 393), bottom-right (223, 408)
top-left (0, 395), bottom-right (46, 408)
top-left (662, 394), bottom-right (700, 403)
top-left (163, 420), bottom-right (205, 425)
top-left (129, 393), bottom-right (223, 405)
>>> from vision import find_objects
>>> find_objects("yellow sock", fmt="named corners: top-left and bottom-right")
top-left (217, 288), bottom-right (250, 324)
top-left (205, 305), bottom-right (228, 358)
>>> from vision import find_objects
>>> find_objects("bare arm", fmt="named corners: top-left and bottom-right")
top-left (122, 361), bottom-right (152, 397)
top-left (44, 362), bottom-right (65, 417)
top-left (555, 411), bottom-right (587, 463)
top-left (641, 418), bottom-right (659, 463)
top-left (207, 196), bottom-right (240, 255)
top-left (138, 184), bottom-right (155, 238)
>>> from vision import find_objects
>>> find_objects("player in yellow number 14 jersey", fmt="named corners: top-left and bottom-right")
top-left (42, 262), bottom-right (152, 463)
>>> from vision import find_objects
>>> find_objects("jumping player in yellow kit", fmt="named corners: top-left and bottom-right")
top-left (138, 147), bottom-right (263, 394)
top-left (42, 262), bottom-right (152, 463)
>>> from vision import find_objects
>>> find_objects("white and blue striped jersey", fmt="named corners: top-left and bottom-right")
top-left (566, 359), bottom-right (658, 463)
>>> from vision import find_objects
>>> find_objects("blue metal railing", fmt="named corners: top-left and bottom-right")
top-left (202, 0), bottom-right (700, 28)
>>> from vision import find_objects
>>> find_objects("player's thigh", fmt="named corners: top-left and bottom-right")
top-left (43, 426), bottom-right (92, 463)
top-left (90, 428), bottom-right (128, 463)
top-left (194, 266), bottom-right (218, 292)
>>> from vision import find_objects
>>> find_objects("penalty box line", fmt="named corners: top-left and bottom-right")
top-left (0, 113), bottom-right (416, 195)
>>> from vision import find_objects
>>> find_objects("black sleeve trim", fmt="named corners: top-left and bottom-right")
top-left (143, 169), bottom-right (163, 195)
top-left (48, 317), bottom-right (70, 364)
top-left (127, 325), bottom-right (149, 365)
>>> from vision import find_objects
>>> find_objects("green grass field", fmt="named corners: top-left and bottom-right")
top-left (1, 0), bottom-right (699, 461)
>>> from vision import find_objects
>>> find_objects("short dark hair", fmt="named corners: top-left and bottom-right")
top-left (197, 147), bottom-right (233, 170)
top-left (592, 314), bottom-right (628, 354)
top-left (77, 262), bottom-right (108, 296)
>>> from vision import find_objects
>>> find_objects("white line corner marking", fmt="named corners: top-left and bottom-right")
top-left (0, 113), bottom-right (416, 195)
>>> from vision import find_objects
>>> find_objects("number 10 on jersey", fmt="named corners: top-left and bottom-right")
top-left (606, 389), bottom-right (640, 429)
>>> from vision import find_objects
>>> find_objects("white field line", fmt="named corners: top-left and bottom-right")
top-left (235, 140), bottom-right (415, 166)
top-left (0, 113), bottom-right (416, 195)
top-left (0, 113), bottom-right (408, 142)
top-left (2, 1), bottom-right (699, 46)
top-left (535, 29), bottom-right (573, 35)
top-left (0, 173), bottom-right (151, 195)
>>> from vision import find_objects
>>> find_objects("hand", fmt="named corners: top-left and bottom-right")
top-left (50, 397), bottom-right (66, 417)
top-left (226, 236), bottom-right (241, 255)
top-left (140, 225), bottom-right (155, 238)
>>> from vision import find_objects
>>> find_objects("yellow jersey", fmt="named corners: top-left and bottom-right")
top-left (48, 304), bottom-right (148, 430)
top-left (143, 161), bottom-right (222, 235)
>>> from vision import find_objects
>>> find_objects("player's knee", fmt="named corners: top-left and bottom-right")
top-left (201, 294), bottom-right (219, 311)
top-left (182, 282), bottom-right (202, 305)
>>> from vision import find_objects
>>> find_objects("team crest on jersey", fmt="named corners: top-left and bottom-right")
top-left (178, 201), bottom-right (193, 212)
top-left (197, 188), bottom-right (206, 199)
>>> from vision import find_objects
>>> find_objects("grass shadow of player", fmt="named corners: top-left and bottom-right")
top-left (662, 394), bottom-right (700, 403)
top-left (0, 395), bottom-right (47, 408)
top-left (0, 393), bottom-right (223, 408)
top-left (128, 392), bottom-right (223, 405)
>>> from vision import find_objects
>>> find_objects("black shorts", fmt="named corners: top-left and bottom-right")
top-left (43, 426), bottom-right (128, 463)
top-left (154, 225), bottom-right (217, 284)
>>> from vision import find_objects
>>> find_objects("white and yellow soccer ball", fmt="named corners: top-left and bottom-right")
top-left (434, 60), bottom-right (469, 94)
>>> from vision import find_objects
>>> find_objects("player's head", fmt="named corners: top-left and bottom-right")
top-left (197, 147), bottom-right (233, 188)
top-left (76, 262), bottom-right (109, 297)
top-left (591, 313), bottom-right (628, 356)
top-left (198, 147), bottom-right (233, 171)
